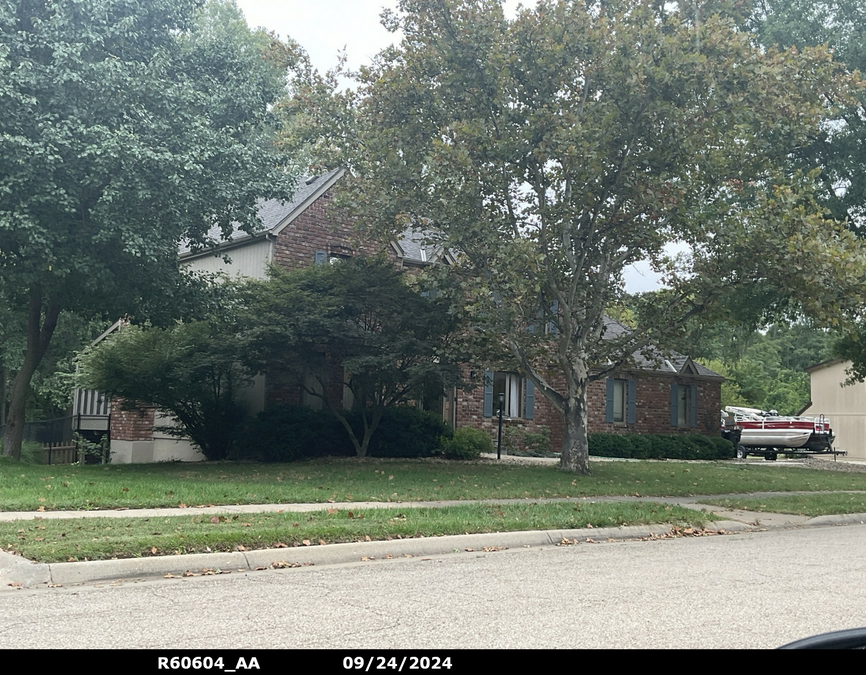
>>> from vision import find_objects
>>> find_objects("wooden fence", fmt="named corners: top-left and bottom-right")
top-left (42, 443), bottom-right (78, 465)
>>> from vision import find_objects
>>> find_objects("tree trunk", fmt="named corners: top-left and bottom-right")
top-left (1, 291), bottom-right (61, 459)
top-left (558, 381), bottom-right (591, 475)
top-left (0, 366), bottom-right (6, 427)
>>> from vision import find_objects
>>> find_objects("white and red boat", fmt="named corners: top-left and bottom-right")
top-left (722, 406), bottom-right (835, 459)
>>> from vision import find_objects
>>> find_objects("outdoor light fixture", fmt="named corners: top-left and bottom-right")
top-left (497, 392), bottom-right (505, 460)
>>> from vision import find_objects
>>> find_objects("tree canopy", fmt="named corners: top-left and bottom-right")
top-left (0, 0), bottom-right (293, 457)
top-left (239, 257), bottom-right (462, 457)
top-left (334, 0), bottom-right (866, 473)
top-left (750, 0), bottom-right (866, 230)
top-left (79, 319), bottom-right (251, 461)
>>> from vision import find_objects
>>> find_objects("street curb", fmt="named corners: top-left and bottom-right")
top-left (3, 511), bottom-right (866, 590)
top-left (805, 513), bottom-right (866, 526)
top-left (0, 550), bottom-right (50, 588)
top-left (0, 522), bottom-right (709, 588)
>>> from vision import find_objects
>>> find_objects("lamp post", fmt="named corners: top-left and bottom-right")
top-left (497, 392), bottom-right (505, 460)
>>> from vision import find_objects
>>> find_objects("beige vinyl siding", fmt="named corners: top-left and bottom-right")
top-left (182, 239), bottom-right (273, 280)
top-left (804, 360), bottom-right (866, 459)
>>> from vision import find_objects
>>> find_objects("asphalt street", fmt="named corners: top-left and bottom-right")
top-left (2, 523), bottom-right (864, 650)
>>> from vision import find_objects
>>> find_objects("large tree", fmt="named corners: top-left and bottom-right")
top-left (0, 0), bottom-right (293, 458)
top-left (750, 0), bottom-right (866, 230)
top-left (336, 0), bottom-right (866, 473)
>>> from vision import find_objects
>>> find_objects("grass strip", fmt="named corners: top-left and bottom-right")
top-left (1, 501), bottom-right (714, 563)
top-left (2, 459), bottom-right (865, 511)
top-left (702, 493), bottom-right (866, 517)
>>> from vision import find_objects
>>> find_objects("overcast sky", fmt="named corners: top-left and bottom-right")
top-left (233, 0), bottom-right (665, 293)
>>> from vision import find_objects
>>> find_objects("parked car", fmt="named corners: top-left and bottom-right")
top-left (779, 627), bottom-right (866, 649)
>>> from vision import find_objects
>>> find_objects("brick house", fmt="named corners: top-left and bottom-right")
top-left (467, 343), bottom-right (723, 453)
top-left (106, 168), bottom-right (722, 462)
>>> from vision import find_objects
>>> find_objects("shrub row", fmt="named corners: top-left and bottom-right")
top-left (589, 433), bottom-right (735, 460)
top-left (241, 405), bottom-right (472, 462)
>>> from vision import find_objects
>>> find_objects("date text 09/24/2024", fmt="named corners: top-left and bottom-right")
top-left (155, 655), bottom-right (455, 672)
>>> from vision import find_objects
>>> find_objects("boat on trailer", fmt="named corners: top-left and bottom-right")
top-left (721, 406), bottom-right (836, 460)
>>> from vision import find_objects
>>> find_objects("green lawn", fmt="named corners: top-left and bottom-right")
top-left (3, 457), bottom-right (864, 563)
top-left (1, 501), bottom-right (714, 563)
top-left (2, 458), bottom-right (866, 511)
top-left (703, 493), bottom-right (866, 517)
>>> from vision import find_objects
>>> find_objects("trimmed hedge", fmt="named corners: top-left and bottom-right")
top-left (240, 405), bottom-right (353, 462)
top-left (588, 433), bottom-right (735, 460)
top-left (443, 427), bottom-right (493, 460)
top-left (241, 405), bottom-right (451, 462)
top-left (353, 406), bottom-right (452, 459)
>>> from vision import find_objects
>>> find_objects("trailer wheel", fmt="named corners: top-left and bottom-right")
top-left (736, 445), bottom-right (748, 459)
top-left (764, 451), bottom-right (778, 461)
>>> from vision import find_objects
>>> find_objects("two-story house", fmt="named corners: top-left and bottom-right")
top-left (105, 167), bottom-right (722, 462)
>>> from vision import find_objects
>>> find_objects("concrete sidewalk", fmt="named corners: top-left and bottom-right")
top-left (3, 492), bottom-right (865, 590)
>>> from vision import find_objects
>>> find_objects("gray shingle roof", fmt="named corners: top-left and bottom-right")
top-left (395, 229), bottom-right (449, 264)
top-left (179, 168), bottom-right (343, 256)
top-left (602, 315), bottom-right (722, 378)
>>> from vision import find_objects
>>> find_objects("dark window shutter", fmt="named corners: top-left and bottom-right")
top-left (548, 300), bottom-right (559, 335)
top-left (605, 378), bottom-right (615, 423)
top-left (690, 385), bottom-right (698, 427)
top-left (483, 370), bottom-right (494, 418)
top-left (524, 379), bottom-right (535, 419)
top-left (627, 379), bottom-right (636, 425)
top-left (314, 250), bottom-right (327, 265)
top-left (670, 383), bottom-right (679, 426)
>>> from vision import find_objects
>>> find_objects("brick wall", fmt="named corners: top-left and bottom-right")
top-left (455, 369), bottom-right (722, 453)
top-left (271, 188), bottom-right (398, 272)
top-left (265, 186), bottom-right (404, 408)
top-left (587, 374), bottom-right (722, 436)
top-left (110, 400), bottom-right (155, 441)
